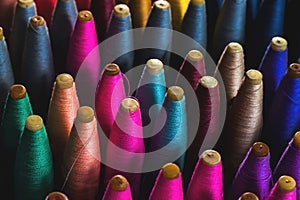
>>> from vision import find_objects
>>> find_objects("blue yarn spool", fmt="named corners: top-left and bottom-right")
top-left (205, 0), bottom-right (223, 52)
top-left (51, 0), bottom-right (77, 75)
top-left (0, 28), bottom-right (15, 126)
top-left (9, 1), bottom-right (37, 82)
top-left (246, 0), bottom-right (286, 69)
top-left (284, 0), bottom-right (300, 63)
top-left (135, 59), bottom-right (166, 148)
top-left (21, 16), bottom-right (55, 121)
top-left (259, 37), bottom-right (288, 121)
top-left (212, 0), bottom-right (247, 62)
top-left (105, 4), bottom-right (134, 72)
top-left (263, 63), bottom-right (300, 168)
top-left (181, 0), bottom-right (207, 49)
top-left (141, 0), bottom-right (172, 66)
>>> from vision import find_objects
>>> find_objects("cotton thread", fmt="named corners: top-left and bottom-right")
top-left (128, 0), bottom-right (151, 28)
top-left (51, 0), bottom-right (78, 75)
top-left (14, 115), bottom-right (54, 200)
top-left (47, 73), bottom-right (80, 187)
top-left (229, 142), bottom-right (272, 200)
top-left (34, 0), bottom-right (56, 27)
top-left (166, 0), bottom-right (189, 31)
top-left (9, 0), bottom-right (37, 81)
top-left (20, 15), bottom-right (55, 121)
top-left (186, 150), bottom-right (223, 200)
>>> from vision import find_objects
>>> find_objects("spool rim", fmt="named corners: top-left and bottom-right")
top-left (30, 16), bottom-right (45, 27)
top-left (110, 175), bottom-right (129, 192)
top-left (104, 64), bottom-right (121, 76)
top-left (154, 0), bottom-right (170, 10)
top-left (245, 70), bottom-right (263, 85)
top-left (114, 4), bottom-right (130, 18)
top-left (77, 106), bottom-right (95, 123)
top-left (146, 59), bottom-right (163, 74)
top-left (187, 50), bottom-right (203, 62)
top-left (121, 98), bottom-right (139, 112)
top-left (200, 76), bottom-right (218, 89)
top-left (288, 63), bottom-right (300, 78)
top-left (78, 10), bottom-right (93, 22)
top-left (26, 115), bottom-right (44, 131)
top-left (271, 37), bottom-right (287, 51)
top-left (46, 192), bottom-right (68, 200)
top-left (252, 142), bottom-right (269, 157)
top-left (162, 163), bottom-right (180, 180)
top-left (201, 150), bottom-right (221, 166)
top-left (56, 74), bottom-right (74, 89)
top-left (277, 175), bottom-right (296, 193)
top-left (10, 84), bottom-right (27, 100)
top-left (167, 86), bottom-right (184, 101)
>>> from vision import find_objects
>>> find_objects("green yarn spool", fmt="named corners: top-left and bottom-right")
top-left (14, 115), bottom-right (54, 200)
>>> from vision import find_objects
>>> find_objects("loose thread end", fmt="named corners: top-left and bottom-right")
top-left (10, 84), bottom-right (27, 100)
top-left (18, 0), bottom-right (34, 8)
top-left (277, 175), bottom-right (296, 193)
top-left (146, 59), bottom-right (163, 74)
top-left (121, 98), bottom-right (139, 112)
top-left (30, 16), bottom-right (45, 27)
top-left (228, 42), bottom-right (243, 53)
top-left (239, 192), bottom-right (259, 200)
top-left (293, 131), bottom-right (300, 148)
top-left (252, 142), bottom-right (269, 157)
top-left (187, 50), bottom-right (203, 62)
top-left (167, 86), bottom-right (184, 101)
top-left (271, 37), bottom-right (287, 51)
top-left (0, 27), bottom-right (3, 41)
top-left (114, 4), bottom-right (130, 18)
top-left (162, 163), bottom-right (180, 180)
top-left (287, 63), bottom-right (300, 78)
top-left (77, 106), bottom-right (95, 123)
top-left (56, 74), bottom-right (74, 89)
top-left (104, 64), bottom-right (121, 76)
top-left (201, 150), bottom-right (221, 166)
top-left (26, 115), bottom-right (44, 131)
top-left (200, 76), bottom-right (218, 89)
top-left (154, 0), bottom-right (170, 10)
top-left (110, 175), bottom-right (129, 192)
top-left (45, 192), bottom-right (68, 200)
top-left (245, 70), bottom-right (262, 85)
top-left (191, 0), bottom-right (205, 6)
top-left (78, 10), bottom-right (93, 22)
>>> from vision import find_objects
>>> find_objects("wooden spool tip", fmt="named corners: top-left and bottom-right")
top-left (10, 84), bottom-right (26, 100)
top-left (239, 192), bottom-right (259, 200)
top-left (271, 37), bottom-right (287, 51)
top-left (77, 106), bottom-right (95, 123)
top-left (78, 10), bottom-right (93, 22)
top-left (56, 73), bottom-right (74, 89)
top-left (162, 163), bottom-right (180, 180)
top-left (288, 63), bottom-right (300, 78)
top-left (245, 70), bottom-right (262, 85)
top-left (154, 0), bottom-right (170, 10)
top-left (293, 131), bottom-right (300, 148)
top-left (252, 142), bottom-right (269, 157)
top-left (187, 50), bottom-right (203, 62)
top-left (228, 42), bottom-right (243, 53)
top-left (167, 86), bottom-right (184, 101)
top-left (121, 98), bottom-right (139, 112)
top-left (201, 150), bottom-right (221, 166)
top-left (26, 115), bottom-right (44, 131)
top-left (191, 0), bottom-right (205, 5)
top-left (0, 27), bottom-right (3, 40)
top-left (30, 16), bottom-right (45, 27)
top-left (45, 192), bottom-right (68, 200)
top-left (114, 4), bottom-right (130, 18)
top-left (110, 175), bottom-right (129, 192)
top-left (277, 175), bottom-right (296, 193)
top-left (200, 76), bottom-right (218, 89)
top-left (146, 59), bottom-right (163, 74)
top-left (104, 64), bottom-right (121, 76)
top-left (18, 0), bottom-right (34, 8)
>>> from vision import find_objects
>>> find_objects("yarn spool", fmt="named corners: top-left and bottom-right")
top-left (212, 0), bottom-right (247, 62)
top-left (186, 150), bottom-right (223, 200)
top-left (265, 175), bottom-right (297, 200)
top-left (14, 115), bottom-right (54, 200)
top-left (216, 42), bottom-right (245, 103)
top-left (61, 106), bottom-right (101, 200)
top-left (47, 73), bottom-right (80, 187)
top-left (104, 4), bottom-right (134, 72)
top-left (9, 0), bottom-right (37, 81)
top-left (273, 131), bottom-right (300, 198)
top-left (263, 63), bottom-right (300, 168)
top-left (105, 97), bottom-right (144, 199)
top-left (149, 163), bottom-right (184, 200)
top-left (102, 175), bottom-right (133, 200)
top-left (128, 0), bottom-right (151, 28)
top-left (0, 26), bottom-right (14, 126)
top-left (229, 142), bottom-right (272, 200)
top-left (21, 15), bottom-right (55, 121)
top-left (259, 37), bottom-right (288, 120)
top-left (166, 0), bottom-right (189, 31)
top-left (51, 0), bottom-right (78, 75)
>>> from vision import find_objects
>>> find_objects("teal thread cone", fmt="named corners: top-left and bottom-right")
top-left (14, 115), bottom-right (54, 200)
